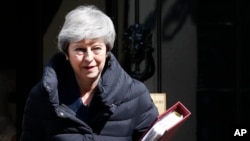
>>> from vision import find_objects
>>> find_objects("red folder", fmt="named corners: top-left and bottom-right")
top-left (140, 101), bottom-right (191, 141)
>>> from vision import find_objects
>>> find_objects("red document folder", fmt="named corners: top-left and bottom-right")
top-left (140, 101), bottom-right (191, 141)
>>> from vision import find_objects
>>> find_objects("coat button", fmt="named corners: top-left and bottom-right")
top-left (59, 112), bottom-right (64, 117)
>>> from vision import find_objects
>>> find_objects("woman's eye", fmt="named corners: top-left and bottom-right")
top-left (93, 47), bottom-right (103, 52)
top-left (73, 48), bottom-right (85, 55)
top-left (93, 47), bottom-right (101, 50)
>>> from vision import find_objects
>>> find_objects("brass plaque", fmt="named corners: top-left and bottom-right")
top-left (150, 93), bottom-right (167, 115)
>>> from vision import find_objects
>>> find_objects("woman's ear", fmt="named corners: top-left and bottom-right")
top-left (106, 51), bottom-right (110, 57)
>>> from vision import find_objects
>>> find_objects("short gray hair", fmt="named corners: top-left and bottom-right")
top-left (57, 5), bottom-right (116, 53)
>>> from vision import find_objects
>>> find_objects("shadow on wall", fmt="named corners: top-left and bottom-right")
top-left (142, 0), bottom-right (195, 41)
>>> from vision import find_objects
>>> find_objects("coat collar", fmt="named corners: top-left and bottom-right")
top-left (42, 52), bottom-right (132, 109)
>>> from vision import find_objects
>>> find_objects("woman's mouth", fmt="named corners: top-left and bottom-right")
top-left (84, 66), bottom-right (95, 70)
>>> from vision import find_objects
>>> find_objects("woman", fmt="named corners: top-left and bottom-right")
top-left (20, 5), bottom-right (158, 141)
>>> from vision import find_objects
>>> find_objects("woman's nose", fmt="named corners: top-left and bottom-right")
top-left (84, 50), bottom-right (94, 62)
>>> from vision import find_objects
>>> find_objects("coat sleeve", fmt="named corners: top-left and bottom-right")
top-left (20, 83), bottom-right (46, 141)
top-left (132, 87), bottom-right (159, 141)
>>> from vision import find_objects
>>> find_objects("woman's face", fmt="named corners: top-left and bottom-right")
top-left (68, 38), bottom-right (107, 81)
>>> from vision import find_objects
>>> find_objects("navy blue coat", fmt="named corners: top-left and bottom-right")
top-left (20, 52), bottom-right (158, 141)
